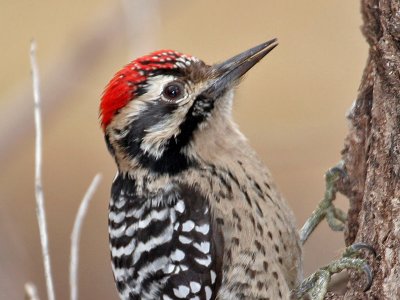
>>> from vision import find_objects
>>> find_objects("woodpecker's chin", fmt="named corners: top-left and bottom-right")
top-left (202, 39), bottom-right (278, 100)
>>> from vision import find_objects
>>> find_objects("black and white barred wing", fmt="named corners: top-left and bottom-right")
top-left (109, 178), bottom-right (223, 300)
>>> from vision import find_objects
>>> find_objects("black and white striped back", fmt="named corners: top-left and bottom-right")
top-left (108, 174), bottom-right (223, 300)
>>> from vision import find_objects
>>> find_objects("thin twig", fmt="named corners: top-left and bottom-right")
top-left (70, 174), bottom-right (102, 300)
top-left (24, 282), bottom-right (40, 300)
top-left (30, 40), bottom-right (56, 300)
top-left (0, 3), bottom-right (160, 162)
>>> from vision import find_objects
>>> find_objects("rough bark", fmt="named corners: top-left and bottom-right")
top-left (335, 0), bottom-right (400, 299)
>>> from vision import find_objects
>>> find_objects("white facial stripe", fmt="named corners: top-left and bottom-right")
top-left (147, 75), bottom-right (191, 104)
top-left (109, 73), bottom-right (211, 161)
top-left (139, 75), bottom-right (193, 159)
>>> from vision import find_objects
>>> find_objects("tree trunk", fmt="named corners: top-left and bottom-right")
top-left (334, 0), bottom-right (400, 298)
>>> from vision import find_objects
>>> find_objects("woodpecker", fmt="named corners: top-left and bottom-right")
top-left (100, 39), bottom-right (303, 300)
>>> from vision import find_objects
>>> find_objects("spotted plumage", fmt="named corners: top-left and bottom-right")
top-left (101, 39), bottom-right (302, 300)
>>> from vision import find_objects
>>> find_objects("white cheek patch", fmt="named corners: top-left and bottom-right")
top-left (112, 97), bottom-right (149, 130)
top-left (111, 74), bottom-right (205, 160)
top-left (141, 105), bottom-right (189, 159)
top-left (112, 75), bottom-right (188, 127)
top-left (138, 75), bottom-right (194, 159)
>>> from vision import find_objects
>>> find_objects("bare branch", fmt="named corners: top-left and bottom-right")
top-left (0, 6), bottom-right (121, 162)
top-left (30, 40), bottom-right (56, 300)
top-left (69, 174), bottom-right (102, 300)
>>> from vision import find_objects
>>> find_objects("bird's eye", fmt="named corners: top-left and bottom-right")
top-left (162, 81), bottom-right (185, 102)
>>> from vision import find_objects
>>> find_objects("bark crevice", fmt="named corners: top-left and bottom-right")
top-left (333, 1), bottom-right (400, 298)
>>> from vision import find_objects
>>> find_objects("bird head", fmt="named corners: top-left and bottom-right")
top-left (100, 39), bottom-right (277, 174)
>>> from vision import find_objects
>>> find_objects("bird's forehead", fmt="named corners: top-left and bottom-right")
top-left (100, 49), bottom-right (210, 130)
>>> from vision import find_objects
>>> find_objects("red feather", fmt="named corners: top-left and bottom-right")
top-left (100, 50), bottom-right (191, 131)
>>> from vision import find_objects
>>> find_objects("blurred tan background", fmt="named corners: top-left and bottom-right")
top-left (0, 1), bottom-right (367, 299)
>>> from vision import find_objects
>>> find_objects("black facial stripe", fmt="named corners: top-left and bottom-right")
top-left (121, 95), bottom-right (215, 175)
top-left (136, 144), bottom-right (195, 174)
top-left (149, 68), bottom-right (186, 78)
top-left (112, 69), bottom-right (189, 126)
top-left (134, 84), bottom-right (147, 98)
top-left (118, 101), bottom-right (177, 155)
top-left (105, 133), bottom-right (115, 156)
top-left (136, 94), bottom-right (214, 174)
top-left (166, 95), bottom-right (211, 150)
top-left (114, 86), bottom-right (215, 175)
top-left (115, 100), bottom-right (194, 174)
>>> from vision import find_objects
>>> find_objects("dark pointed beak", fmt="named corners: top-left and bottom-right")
top-left (203, 38), bottom-right (278, 99)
